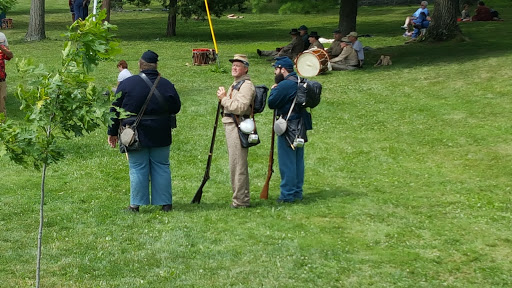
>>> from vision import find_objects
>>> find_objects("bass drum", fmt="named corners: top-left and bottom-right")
top-left (295, 48), bottom-right (331, 77)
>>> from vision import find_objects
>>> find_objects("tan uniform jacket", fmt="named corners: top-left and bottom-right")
top-left (221, 74), bottom-right (255, 124)
top-left (278, 36), bottom-right (303, 60)
top-left (308, 40), bottom-right (325, 50)
top-left (327, 40), bottom-right (343, 58)
top-left (330, 45), bottom-right (359, 66)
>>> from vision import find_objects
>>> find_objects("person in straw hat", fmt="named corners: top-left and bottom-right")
top-left (217, 54), bottom-right (256, 208)
top-left (329, 37), bottom-right (360, 71)
top-left (347, 31), bottom-right (364, 67)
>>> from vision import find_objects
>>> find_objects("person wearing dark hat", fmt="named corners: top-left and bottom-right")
top-left (329, 38), bottom-right (360, 71)
top-left (216, 54), bottom-right (256, 208)
top-left (307, 31), bottom-right (324, 50)
top-left (326, 29), bottom-right (344, 59)
top-left (257, 28), bottom-right (303, 61)
top-left (108, 50), bottom-right (181, 213)
top-left (268, 57), bottom-right (312, 203)
top-left (298, 25), bottom-right (309, 51)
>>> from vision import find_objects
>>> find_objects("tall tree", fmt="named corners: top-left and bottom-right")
top-left (25, 0), bottom-right (46, 41)
top-left (102, 0), bottom-right (111, 22)
top-left (166, 0), bottom-right (178, 36)
top-left (338, 0), bottom-right (358, 36)
top-left (427, 0), bottom-right (463, 41)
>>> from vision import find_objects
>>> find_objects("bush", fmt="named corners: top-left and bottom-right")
top-left (0, 0), bottom-right (17, 13)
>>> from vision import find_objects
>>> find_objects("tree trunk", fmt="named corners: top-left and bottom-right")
top-left (102, 0), bottom-right (111, 23)
top-left (427, 0), bottom-right (463, 41)
top-left (25, 0), bottom-right (46, 41)
top-left (338, 0), bottom-right (358, 36)
top-left (166, 0), bottom-right (177, 37)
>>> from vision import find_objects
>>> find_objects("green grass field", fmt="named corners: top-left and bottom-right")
top-left (1, 0), bottom-right (512, 287)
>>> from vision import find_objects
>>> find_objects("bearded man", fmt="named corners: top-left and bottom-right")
top-left (267, 56), bottom-right (312, 203)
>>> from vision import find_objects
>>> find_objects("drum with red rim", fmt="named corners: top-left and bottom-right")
top-left (295, 48), bottom-right (331, 77)
top-left (193, 48), bottom-right (216, 66)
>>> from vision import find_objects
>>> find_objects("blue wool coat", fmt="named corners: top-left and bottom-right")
top-left (108, 69), bottom-right (181, 148)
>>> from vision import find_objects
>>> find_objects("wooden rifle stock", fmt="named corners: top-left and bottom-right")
top-left (260, 110), bottom-right (277, 199)
top-left (191, 102), bottom-right (221, 204)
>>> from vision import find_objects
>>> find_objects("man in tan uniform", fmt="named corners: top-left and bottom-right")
top-left (217, 54), bottom-right (256, 208)
top-left (329, 40), bottom-right (360, 71)
top-left (326, 29), bottom-right (344, 59)
top-left (257, 29), bottom-right (303, 61)
top-left (307, 31), bottom-right (324, 50)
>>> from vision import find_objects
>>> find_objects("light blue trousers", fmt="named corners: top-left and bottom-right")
top-left (128, 146), bottom-right (172, 206)
top-left (277, 135), bottom-right (305, 202)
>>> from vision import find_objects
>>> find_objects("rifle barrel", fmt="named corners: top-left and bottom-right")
top-left (191, 102), bottom-right (221, 204)
top-left (260, 110), bottom-right (276, 200)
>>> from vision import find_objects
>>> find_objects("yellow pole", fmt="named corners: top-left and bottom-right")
top-left (204, 0), bottom-right (219, 57)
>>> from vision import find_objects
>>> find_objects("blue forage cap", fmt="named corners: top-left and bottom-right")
top-left (141, 50), bottom-right (159, 63)
top-left (298, 25), bottom-right (308, 31)
top-left (272, 56), bottom-right (294, 71)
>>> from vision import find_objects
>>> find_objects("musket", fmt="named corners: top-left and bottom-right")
top-left (191, 101), bottom-right (221, 204)
top-left (260, 110), bottom-right (277, 200)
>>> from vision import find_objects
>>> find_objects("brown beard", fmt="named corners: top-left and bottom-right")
top-left (274, 72), bottom-right (285, 84)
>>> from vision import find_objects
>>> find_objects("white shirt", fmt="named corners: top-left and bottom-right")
top-left (117, 68), bottom-right (132, 83)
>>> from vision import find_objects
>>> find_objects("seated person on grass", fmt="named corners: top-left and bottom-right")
top-left (329, 40), bottom-right (360, 71)
top-left (257, 28), bottom-right (303, 61)
top-left (326, 29), bottom-right (344, 59)
top-left (408, 12), bottom-right (430, 41)
top-left (472, 1), bottom-right (493, 21)
top-left (307, 31), bottom-right (325, 50)
top-left (401, 1), bottom-right (429, 30)
top-left (461, 4), bottom-right (471, 21)
top-left (347, 32), bottom-right (364, 67)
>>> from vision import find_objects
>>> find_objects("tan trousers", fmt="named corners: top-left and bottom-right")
top-left (223, 121), bottom-right (250, 206)
top-left (331, 62), bottom-right (358, 71)
top-left (0, 81), bottom-right (6, 115)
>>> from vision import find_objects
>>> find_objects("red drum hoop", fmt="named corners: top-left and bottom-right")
top-left (192, 48), bottom-right (217, 66)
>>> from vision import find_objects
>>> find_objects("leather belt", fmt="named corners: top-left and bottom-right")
top-left (222, 112), bottom-right (249, 118)
top-left (0, 78), bottom-right (5, 82)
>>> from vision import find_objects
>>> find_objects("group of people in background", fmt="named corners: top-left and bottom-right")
top-left (257, 25), bottom-right (365, 71)
top-left (402, 0), bottom-right (503, 42)
top-left (463, 1), bottom-right (502, 22)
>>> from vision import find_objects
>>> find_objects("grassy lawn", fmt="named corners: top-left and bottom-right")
top-left (1, 0), bottom-right (512, 287)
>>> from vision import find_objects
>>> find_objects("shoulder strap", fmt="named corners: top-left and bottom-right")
top-left (233, 79), bottom-right (245, 91)
top-left (132, 75), bottom-right (161, 127)
top-left (139, 73), bottom-right (168, 112)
